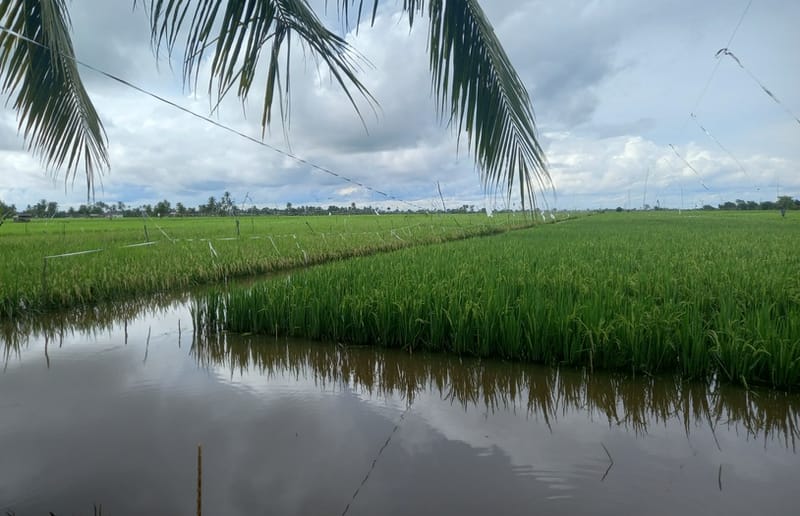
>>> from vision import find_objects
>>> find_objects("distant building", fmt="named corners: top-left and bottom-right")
top-left (12, 214), bottom-right (31, 223)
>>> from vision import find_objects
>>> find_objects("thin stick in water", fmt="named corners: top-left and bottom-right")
top-left (601, 442), bottom-right (614, 482)
top-left (197, 444), bottom-right (203, 516)
top-left (143, 326), bottom-right (151, 364)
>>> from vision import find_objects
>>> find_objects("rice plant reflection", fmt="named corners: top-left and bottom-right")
top-left (192, 329), bottom-right (799, 450)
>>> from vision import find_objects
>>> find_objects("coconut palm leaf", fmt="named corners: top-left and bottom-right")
top-left (140, 0), bottom-right (375, 135)
top-left (0, 0), bottom-right (108, 200)
top-left (145, 1), bottom-right (546, 206)
top-left (337, 0), bottom-right (549, 209)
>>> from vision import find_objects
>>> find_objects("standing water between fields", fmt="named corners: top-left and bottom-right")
top-left (1, 294), bottom-right (798, 516)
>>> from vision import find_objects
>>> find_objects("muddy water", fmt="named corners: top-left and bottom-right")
top-left (1, 298), bottom-right (798, 515)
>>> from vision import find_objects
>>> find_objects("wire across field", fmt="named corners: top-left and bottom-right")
top-left (194, 211), bottom-right (800, 390)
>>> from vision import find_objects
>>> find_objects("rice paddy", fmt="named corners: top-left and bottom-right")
top-left (194, 211), bottom-right (800, 390)
top-left (0, 213), bottom-right (528, 319)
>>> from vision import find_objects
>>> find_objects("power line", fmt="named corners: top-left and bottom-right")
top-left (0, 25), bottom-right (432, 212)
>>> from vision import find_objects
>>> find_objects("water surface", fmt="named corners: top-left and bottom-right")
top-left (1, 299), bottom-right (798, 515)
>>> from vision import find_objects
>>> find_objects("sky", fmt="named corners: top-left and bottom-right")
top-left (0, 0), bottom-right (798, 211)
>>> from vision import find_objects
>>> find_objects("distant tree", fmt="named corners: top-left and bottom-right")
top-left (777, 196), bottom-right (796, 210)
top-left (28, 199), bottom-right (48, 217)
top-left (154, 199), bottom-right (172, 217)
top-left (0, 199), bottom-right (17, 218)
top-left (175, 202), bottom-right (187, 216)
top-left (206, 196), bottom-right (218, 215)
top-left (220, 191), bottom-right (234, 215)
top-left (75, 203), bottom-right (103, 216)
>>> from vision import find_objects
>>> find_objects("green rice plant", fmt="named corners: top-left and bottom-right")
top-left (0, 213), bottom-right (533, 318)
top-left (197, 211), bottom-right (800, 390)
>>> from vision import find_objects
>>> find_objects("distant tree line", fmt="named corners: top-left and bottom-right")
top-left (3, 193), bottom-right (797, 222)
top-left (706, 196), bottom-right (799, 211)
top-left (0, 191), bottom-right (489, 221)
top-left (610, 196), bottom-right (797, 213)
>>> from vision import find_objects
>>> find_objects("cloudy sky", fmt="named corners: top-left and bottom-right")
top-left (0, 0), bottom-right (798, 211)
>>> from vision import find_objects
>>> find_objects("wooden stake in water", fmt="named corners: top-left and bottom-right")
top-left (197, 444), bottom-right (203, 516)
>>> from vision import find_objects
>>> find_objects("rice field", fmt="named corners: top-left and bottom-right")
top-left (194, 211), bottom-right (800, 389)
top-left (0, 213), bottom-right (531, 319)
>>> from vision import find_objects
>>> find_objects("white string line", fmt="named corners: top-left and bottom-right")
top-left (685, 0), bottom-right (753, 126)
top-left (667, 0), bottom-right (753, 194)
top-left (715, 48), bottom-right (800, 127)
top-left (44, 248), bottom-right (104, 260)
top-left (668, 144), bottom-right (711, 191)
top-left (689, 113), bottom-right (760, 191)
top-left (36, 221), bottom-right (506, 261)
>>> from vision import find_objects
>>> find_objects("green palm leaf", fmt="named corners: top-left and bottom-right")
top-left (140, 0), bottom-right (376, 135)
top-left (338, 0), bottom-right (550, 209)
top-left (145, 0), bottom-right (547, 206)
top-left (0, 0), bottom-right (108, 200)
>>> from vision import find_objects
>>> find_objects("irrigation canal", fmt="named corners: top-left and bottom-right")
top-left (1, 294), bottom-right (798, 515)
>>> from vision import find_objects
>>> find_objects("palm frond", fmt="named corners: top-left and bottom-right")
top-left (337, 0), bottom-right (549, 209)
top-left (141, 0), bottom-right (376, 137)
top-left (0, 0), bottom-right (108, 200)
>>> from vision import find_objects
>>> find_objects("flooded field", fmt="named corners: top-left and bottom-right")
top-left (1, 298), bottom-right (798, 515)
